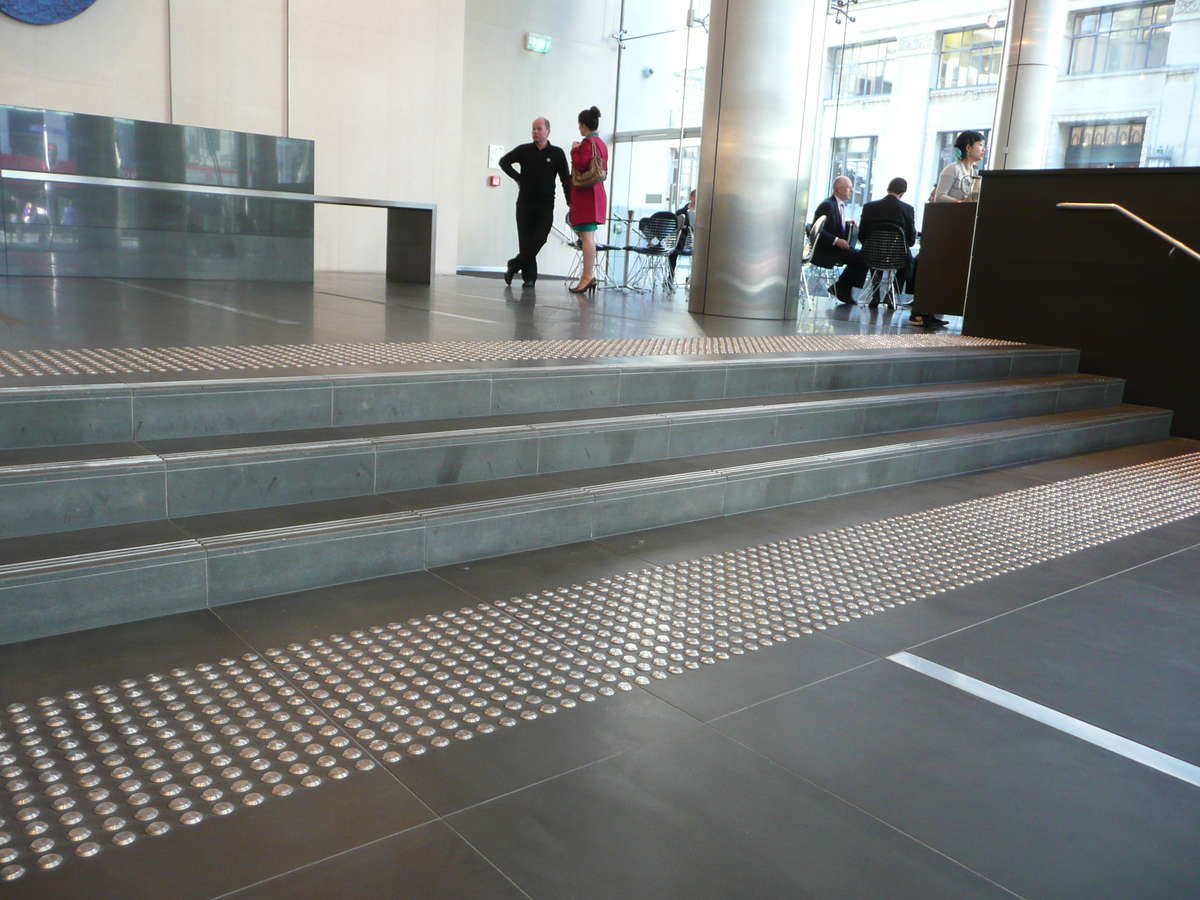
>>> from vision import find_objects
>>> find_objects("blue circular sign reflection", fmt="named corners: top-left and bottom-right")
top-left (0, 0), bottom-right (98, 25)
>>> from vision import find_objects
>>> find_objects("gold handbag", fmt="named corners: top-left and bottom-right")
top-left (571, 138), bottom-right (607, 188)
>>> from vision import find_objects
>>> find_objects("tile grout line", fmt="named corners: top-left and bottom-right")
top-left (900, 537), bottom-right (1200, 655)
top-left (200, 605), bottom-right (552, 900)
top-left (887, 652), bottom-right (1200, 789)
top-left (204, 820), bottom-right (431, 900)
top-left (711, 727), bottom-right (1029, 900)
top-left (5, 452), bottom-right (1197, 888)
top-left (213, 581), bottom-right (590, 900)
top-left (436, 821), bottom-right (536, 900)
top-left (705, 658), bottom-right (882, 725)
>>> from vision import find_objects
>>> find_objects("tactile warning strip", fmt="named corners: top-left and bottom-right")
top-left (0, 334), bottom-right (1015, 377)
top-left (495, 453), bottom-right (1200, 676)
top-left (3, 452), bottom-right (1198, 884)
top-left (0, 657), bottom-right (376, 883)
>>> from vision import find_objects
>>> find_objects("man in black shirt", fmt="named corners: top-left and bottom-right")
top-left (500, 118), bottom-right (571, 287)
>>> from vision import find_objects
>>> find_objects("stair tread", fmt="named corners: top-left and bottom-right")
top-left (0, 404), bottom-right (1166, 568)
top-left (0, 519), bottom-right (196, 568)
top-left (1, 373), bottom-right (1117, 466)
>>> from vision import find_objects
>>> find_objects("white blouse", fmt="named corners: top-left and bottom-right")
top-left (935, 161), bottom-right (978, 202)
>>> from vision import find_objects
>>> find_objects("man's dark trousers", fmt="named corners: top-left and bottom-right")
top-left (509, 201), bottom-right (554, 284)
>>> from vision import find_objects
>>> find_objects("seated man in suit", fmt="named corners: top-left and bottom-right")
top-left (858, 176), bottom-right (917, 307)
top-left (811, 175), bottom-right (868, 304)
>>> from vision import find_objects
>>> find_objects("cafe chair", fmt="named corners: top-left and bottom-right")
top-left (859, 222), bottom-right (908, 310)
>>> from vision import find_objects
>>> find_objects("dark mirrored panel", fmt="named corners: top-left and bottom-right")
top-left (0, 105), bottom-right (314, 192)
top-left (1, 178), bottom-right (314, 280)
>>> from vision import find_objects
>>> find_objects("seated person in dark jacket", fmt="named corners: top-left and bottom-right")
top-left (667, 189), bottom-right (695, 287)
top-left (858, 176), bottom-right (917, 303)
top-left (810, 176), bottom-right (867, 303)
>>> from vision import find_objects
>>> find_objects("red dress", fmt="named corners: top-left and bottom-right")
top-left (569, 136), bottom-right (608, 227)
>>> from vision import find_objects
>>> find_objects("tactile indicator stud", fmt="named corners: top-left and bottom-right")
top-left (2, 452), bottom-right (1198, 887)
top-left (0, 334), bottom-right (1014, 377)
top-left (0, 654), bottom-right (375, 883)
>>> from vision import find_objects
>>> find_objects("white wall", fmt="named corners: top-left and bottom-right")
top-left (458, 0), bottom-right (620, 277)
top-left (0, 0), bottom-right (169, 121)
top-left (0, 0), bottom-right (465, 274)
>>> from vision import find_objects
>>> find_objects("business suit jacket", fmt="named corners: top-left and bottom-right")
top-left (810, 195), bottom-right (850, 268)
top-left (858, 194), bottom-right (916, 247)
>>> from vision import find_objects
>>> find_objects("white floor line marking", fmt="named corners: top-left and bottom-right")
top-left (107, 279), bottom-right (302, 325)
top-left (888, 651), bottom-right (1200, 789)
top-left (424, 309), bottom-right (500, 324)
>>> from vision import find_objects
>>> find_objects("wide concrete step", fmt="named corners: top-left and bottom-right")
top-left (0, 403), bottom-right (1170, 645)
top-left (0, 345), bottom-right (1077, 449)
top-left (0, 374), bottom-right (1122, 540)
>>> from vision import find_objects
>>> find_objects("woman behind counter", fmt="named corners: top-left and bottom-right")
top-left (934, 130), bottom-right (986, 203)
top-left (568, 106), bottom-right (608, 294)
top-left (909, 130), bottom-right (986, 328)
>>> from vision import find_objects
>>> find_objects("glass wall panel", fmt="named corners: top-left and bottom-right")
top-left (806, 1), bottom-right (1006, 227)
top-left (607, 0), bottom-right (708, 287)
top-left (1030, 0), bottom-right (1199, 170)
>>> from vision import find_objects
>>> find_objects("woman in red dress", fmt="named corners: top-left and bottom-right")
top-left (568, 106), bottom-right (608, 294)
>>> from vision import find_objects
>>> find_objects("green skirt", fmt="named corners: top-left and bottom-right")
top-left (572, 223), bottom-right (598, 233)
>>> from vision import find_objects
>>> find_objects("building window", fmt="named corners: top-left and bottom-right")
top-left (829, 136), bottom-right (877, 208)
top-left (668, 145), bottom-right (700, 210)
top-left (829, 40), bottom-right (896, 99)
top-left (1068, 2), bottom-right (1173, 75)
top-left (937, 24), bottom-right (1005, 89)
top-left (933, 129), bottom-right (992, 184)
top-left (1065, 119), bottom-right (1146, 167)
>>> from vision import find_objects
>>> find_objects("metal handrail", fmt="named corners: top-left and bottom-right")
top-left (1056, 202), bottom-right (1200, 264)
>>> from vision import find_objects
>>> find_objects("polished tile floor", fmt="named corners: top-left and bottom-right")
top-left (1, 440), bottom-right (1198, 898)
top-left (0, 272), bottom-right (957, 352)
top-left (1, 274), bottom-right (1195, 897)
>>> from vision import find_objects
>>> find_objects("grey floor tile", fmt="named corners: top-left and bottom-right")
top-left (448, 727), bottom-right (1010, 900)
top-left (715, 661), bottom-right (1200, 899)
top-left (386, 686), bottom-right (700, 815)
top-left (592, 515), bottom-right (768, 566)
top-left (213, 570), bottom-right (480, 652)
top-left (0, 769), bottom-right (434, 900)
top-left (916, 549), bottom-right (1200, 764)
top-left (1008, 437), bottom-right (1199, 483)
top-left (224, 821), bottom-right (526, 899)
top-left (0, 609), bottom-right (243, 703)
top-left (430, 539), bottom-right (640, 604)
top-left (0, 609), bottom-right (434, 900)
top-left (639, 632), bottom-right (877, 721)
top-left (825, 560), bottom-right (1094, 656)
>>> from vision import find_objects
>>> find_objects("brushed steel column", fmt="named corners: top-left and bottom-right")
top-left (991, 0), bottom-right (1069, 170)
top-left (689, 0), bottom-right (824, 319)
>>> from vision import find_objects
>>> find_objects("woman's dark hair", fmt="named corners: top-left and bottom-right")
top-left (578, 106), bottom-right (601, 131)
top-left (954, 130), bottom-right (985, 159)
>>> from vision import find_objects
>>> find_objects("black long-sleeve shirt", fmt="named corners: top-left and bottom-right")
top-left (499, 141), bottom-right (570, 206)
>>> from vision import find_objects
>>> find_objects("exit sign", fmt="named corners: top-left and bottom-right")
top-left (525, 32), bottom-right (552, 53)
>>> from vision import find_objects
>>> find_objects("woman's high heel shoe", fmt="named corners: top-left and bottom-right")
top-left (567, 279), bottom-right (596, 294)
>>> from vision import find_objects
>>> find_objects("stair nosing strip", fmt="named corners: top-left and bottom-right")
top-left (117, 375), bottom-right (1120, 462)
top-left (0, 405), bottom-right (1164, 575)
top-left (0, 539), bottom-right (203, 577)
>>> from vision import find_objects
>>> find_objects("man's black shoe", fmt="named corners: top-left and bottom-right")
top-left (504, 262), bottom-right (517, 286)
top-left (522, 280), bottom-right (535, 287)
